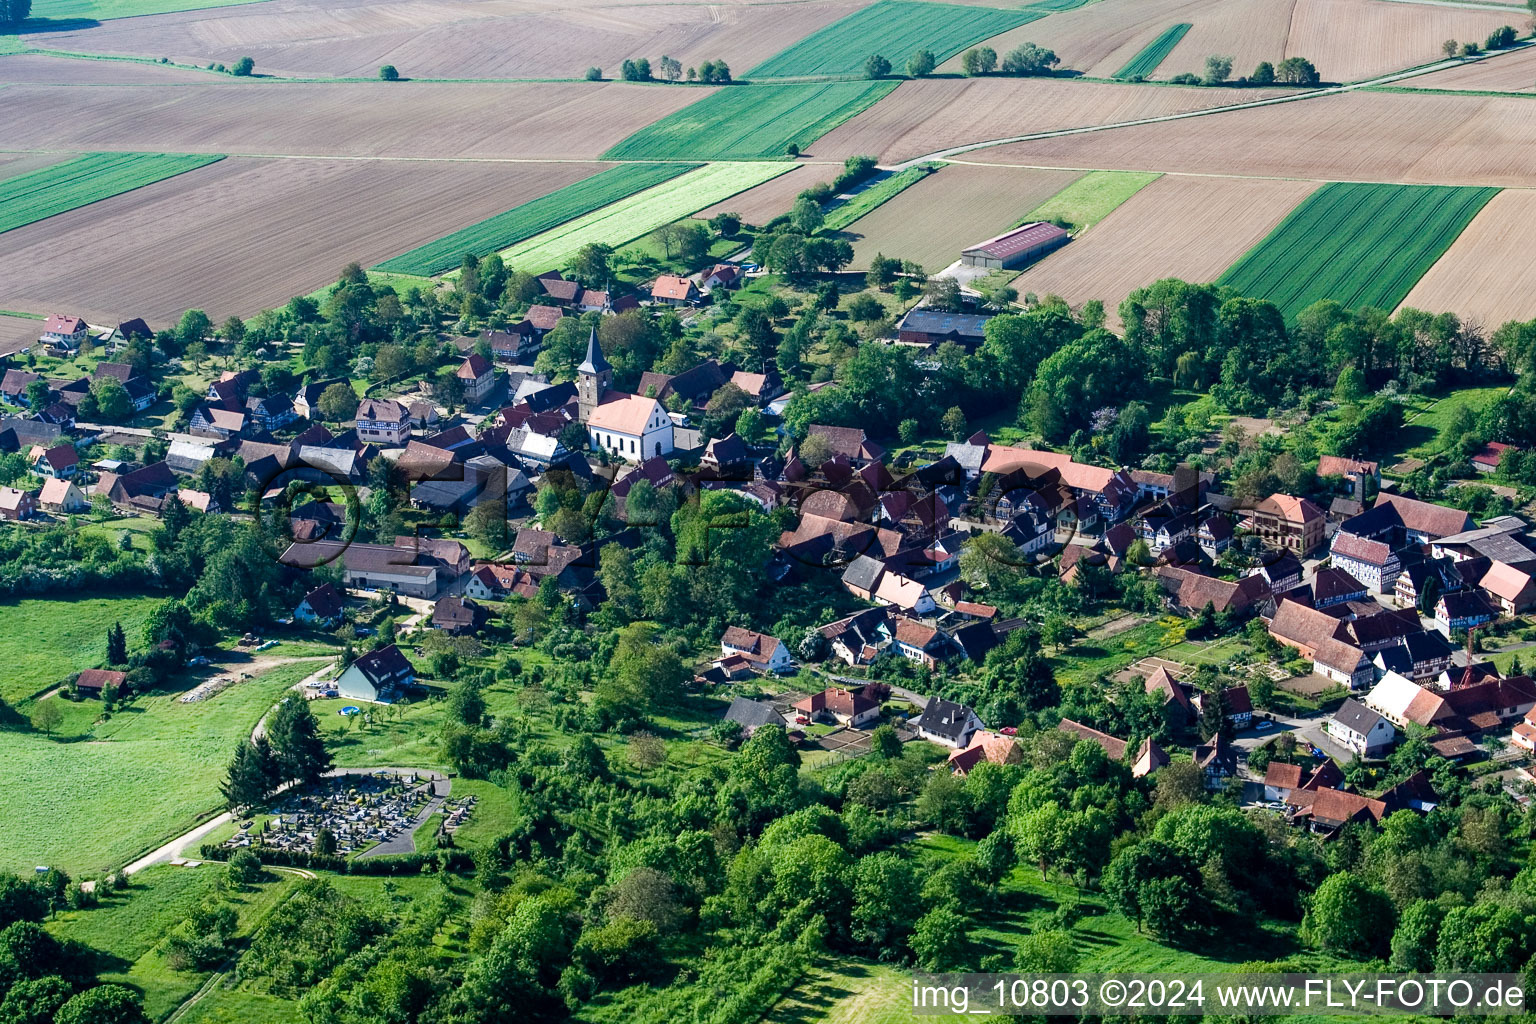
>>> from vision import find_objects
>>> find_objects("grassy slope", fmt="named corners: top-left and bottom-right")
top-left (0, 591), bottom-right (164, 704)
top-left (0, 152), bottom-right (223, 234)
top-left (601, 81), bottom-right (899, 162)
top-left (1021, 169), bottom-right (1160, 234)
top-left (376, 163), bottom-right (697, 276)
top-left (496, 162), bottom-right (791, 273)
top-left (748, 0), bottom-right (1043, 78)
top-left (1113, 23), bottom-right (1192, 79)
top-left (0, 662), bottom-right (314, 875)
top-left (824, 165), bottom-right (934, 232)
top-left (1218, 182), bottom-right (1500, 320)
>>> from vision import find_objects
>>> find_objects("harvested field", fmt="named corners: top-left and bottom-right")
top-left (0, 157), bottom-right (607, 323)
top-left (1399, 188), bottom-right (1536, 325)
top-left (1113, 23), bottom-right (1190, 80)
top-left (939, 0), bottom-right (1218, 76)
top-left (0, 151), bottom-right (223, 234)
top-left (810, 76), bottom-right (1284, 163)
top-left (0, 314), bottom-right (40, 358)
top-left (22, 0), bottom-right (872, 80)
top-left (1403, 45), bottom-right (1536, 92)
top-left (966, 89), bottom-right (1536, 187)
top-left (846, 163), bottom-right (1082, 272)
top-left (0, 80), bottom-right (712, 160)
top-left (1218, 181), bottom-right (1498, 319)
top-left (1159, 0), bottom-right (1295, 82)
top-left (602, 80), bottom-right (896, 161)
top-left (747, 0), bottom-right (1040, 78)
top-left (693, 164), bottom-right (835, 226)
top-left (1286, 0), bottom-right (1519, 81)
top-left (1009, 174), bottom-right (1320, 330)
top-left (0, 53), bottom-right (218, 83)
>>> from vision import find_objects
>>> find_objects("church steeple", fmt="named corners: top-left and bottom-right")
top-left (577, 324), bottom-right (611, 423)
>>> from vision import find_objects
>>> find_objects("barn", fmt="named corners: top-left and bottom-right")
top-left (961, 221), bottom-right (1069, 270)
top-left (896, 308), bottom-right (992, 349)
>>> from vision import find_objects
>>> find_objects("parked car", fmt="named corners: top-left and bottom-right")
top-left (1254, 720), bottom-right (1274, 731)
top-left (189, 656), bottom-right (210, 667)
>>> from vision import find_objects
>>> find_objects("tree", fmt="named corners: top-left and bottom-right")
top-left (379, 64), bottom-right (399, 80)
top-left (1443, 38), bottom-right (1459, 58)
top-left (1202, 53), bottom-right (1233, 85)
top-left (906, 49), bottom-right (936, 77)
top-left (1015, 928), bottom-right (1079, 972)
top-left (586, 67), bottom-right (602, 81)
top-left (869, 723), bottom-right (902, 760)
top-left (1001, 42), bottom-right (1058, 75)
top-left (0, 976), bottom-right (73, 1024)
top-left (785, 142), bottom-right (800, 157)
top-left (265, 697), bottom-right (332, 786)
top-left (791, 195), bottom-right (825, 235)
top-left (221, 738), bottom-right (276, 810)
top-left (911, 906), bottom-right (969, 970)
top-left (864, 53), bottom-right (891, 78)
top-left (1250, 60), bottom-right (1275, 84)
top-left (941, 406), bottom-right (967, 440)
top-left (850, 853), bottom-right (919, 958)
top-left (52, 986), bottom-right (148, 1024)
top-left (106, 621), bottom-right (128, 665)
top-left (709, 211), bottom-right (742, 238)
top-left (29, 700), bottom-right (61, 737)
top-left (962, 46), bottom-right (996, 75)
top-left (1, 0), bottom-right (31, 26)
top-left (620, 58), bottom-right (651, 81)
top-left (1274, 56), bottom-right (1320, 85)
top-left (23, 379), bottom-right (49, 410)
top-left (228, 848), bottom-right (264, 886)
top-left (1487, 25), bottom-right (1517, 49)
top-left (316, 382), bottom-right (359, 423)
top-left (91, 377), bottom-right (131, 422)
top-left (566, 242), bottom-right (613, 287)
top-left (231, 56), bottom-right (255, 76)
top-left (1302, 872), bottom-right (1395, 958)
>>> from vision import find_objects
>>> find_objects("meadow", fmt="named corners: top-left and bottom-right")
top-left (746, 1), bottom-right (1042, 79)
top-left (1217, 181), bottom-right (1500, 319)
top-left (0, 662), bottom-right (314, 876)
top-left (1020, 169), bottom-right (1160, 233)
top-left (32, 0), bottom-right (262, 18)
top-left (376, 163), bottom-right (696, 276)
top-left (601, 81), bottom-right (899, 162)
top-left (0, 151), bottom-right (222, 234)
top-left (494, 162), bottom-right (792, 273)
top-left (0, 591), bottom-right (164, 703)
top-left (1112, 22), bottom-right (1190, 79)
top-left (823, 165), bottom-right (933, 232)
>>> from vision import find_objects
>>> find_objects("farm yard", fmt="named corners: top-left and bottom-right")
top-left (746, 0), bottom-right (1041, 79)
top-left (16, 0), bottom-right (874, 81)
top-left (0, 79), bottom-right (712, 160)
top-left (493, 162), bottom-right (792, 274)
top-left (1397, 188), bottom-right (1536, 326)
top-left (808, 76), bottom-right (1283, 163)
top-left (377, 162), bottom-right (694, 276)
top-left (1112, 22), bottom-right (1190, 79)
top-left (0, 151), bottom-right (223, 234)
top-left (0, 157), bottom-right (611, 322)
top-left (601, 80), bottom-right (898, 161)
top-left (846, 163), bottom-right (1082, 271)
top-left (1216, 180), bottom-right (1498, 319)
top-left (1009, 174), bottom-right (1321, 329)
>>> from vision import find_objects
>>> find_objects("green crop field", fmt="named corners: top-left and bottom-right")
top-left (1218, 181), bottom-right (1500, 320)
top-left (494, 161), bottom-right (792, 273)
top-left (0, 151), bottom-right (222, 235)
top-left (1113, 23), bottom-right (1191, 79)
top-left (602, 81), bottom-right (898, 162)
top-left (377, 163), bottom-right (697, 276)
top-left (824, 165), bottom-right (934, 232)
top-left (747, 1), bottom-right (1043, 79)
top-left (1021, 170), bottom-right (1160, 234)
top-left (0, 662), bottom-right (318, 876)
top-left (0, 592), bottom-right (164, 704)
top-left (32, 0), bottom-right (263, 20)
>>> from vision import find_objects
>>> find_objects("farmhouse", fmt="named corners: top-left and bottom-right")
top-left (464, 563), bottom-right (540, 601)
top-left (1479, 560), bottom-right (1536, 615)
top-left (1330, 531), bottom-right (1401, 593)
top-left (39, 314), bottom-right (88, 352)
top-left (457, 354), bottom-right (498, 405)
top-left (651, 275), bottom-right (700, 306)
top-left (1057, 718), bottom-right (1127, 759)
top-left (37, 477), bottom-right (87, 514)
top-left (1326, 698), bottom-right (1396, 757)
top-left (722, 697), bottom-right (786, 737)
top-left (280, 539), bottom-right (440, 599)
top-left (295, 582), bottom-right (346, 627)
top-left (32, 444), bottom-right (78, 479)
top-left (1317, 455), bottom-right (1381, 490)
top-left (335, 644), bottom-right (416, 703)
top-left (0, 487), bottom-right (37, 521)
top-left (896, 308), bottom-right (991, 349)
top-left (719, 626), bottom-right (793, 674)
top-left (1242, 493), bottom-right (1325, 556)
top-left (293, 377), bottom-right (351, 420)
top-left (913, 699), bottom-right (985, 748)
top-left (75, 668), bottom-right (127, 695)
top-left (355, 399), bottom-right (412, 446)
top-left (432, 595), bottom-right (488, 635)
top-left (794, 686), bottom-right (880, 727)
top-left (189, 405), bottom-right (247, 440)
top-left (960, 221), bottom-right (1069, 270)
top-left (947, 730), bottom-right (1022, 775)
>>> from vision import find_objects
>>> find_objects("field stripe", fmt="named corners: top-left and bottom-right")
top-left (0, 151), bottom-right (223, 234)
top-left (747, 0), bottom-right (1044, 79)
top-left (1216, 181), bottom-right (1500, 318)
top-left (375, 163), bottom-right (697, 276)
top-left (494, 162), bottom-right (794, 274)
top-left (1112, 23), bottom-right (1193, 80)
top-left (823, 164), bottom-right (934, 232)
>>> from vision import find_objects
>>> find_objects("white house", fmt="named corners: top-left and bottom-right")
top-left (1329, 532), bottom-right (1401, 593)
top-left (355, 398), bottom-right (412, 446)
top-left (912, 698), bottom-right (984, 749)
top-left (335, 644), bottom-right (416, 702)
top-left (295, 582), bottom-right (346, 627)
top-left (873, 572), bottom-right (937, 614)
top-left (718, 626), bottom-right (793, 674)
top-left (39, 314), bottom-right (88, 352)
top-left (1326, 698), bottom-right (1397, 757)
top-left (586, 394), bottom-right (673, 463)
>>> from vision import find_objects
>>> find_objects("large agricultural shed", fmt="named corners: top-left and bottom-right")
top-left (961, 221), bottom-right (1069, 269)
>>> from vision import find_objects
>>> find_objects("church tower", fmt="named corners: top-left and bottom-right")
top-left (576, 325), bottom-right (612, 423)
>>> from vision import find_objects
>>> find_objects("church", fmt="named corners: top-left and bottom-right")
top-left (578, 327), bottom-right (674, 463)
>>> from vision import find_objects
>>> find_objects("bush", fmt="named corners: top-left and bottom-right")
top-left (1487, 25), bottom-right (1517, 49)
top-left (231, 56), bottom-right (254, 76)
top-left (585, 66), bottom-right (602, 81)
top-left (864, 53), bottom-right (891, 78)
top-left (228, 849), bottom-right (263, 885)
top-left (1168, 72), bottom-right (1200, 84)
top-left (379, 64), bottom-right (399, 81)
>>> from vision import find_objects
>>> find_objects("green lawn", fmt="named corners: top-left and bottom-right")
top-left (0, 152), bottom-right (223, 235)
top-left (0, 591), bottom-right (164, 704)
top-left (747, 1), bottom-right (1043, 79)
top-left (601, 81), bottom-right (899, 161)
top-left (492, 162), bottom-right (791, 274)
top-left (0, 663), bottom-right (312, 876)
top-left (1218, 182), bottom-right (1500, 320)
top-left (376, 163), bottom-right (698, 276)
top-left (824, 165), bottom-right (934, 233)
top-left (1400, 385), bottom-right (1510, 459)
top-left (1050, 618), bottom-right (1188, 685)
top-left (1020, 170), bottom-right (1160, 235)
top-left (1112, 23), bottom-right (1191, 79)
